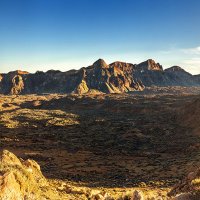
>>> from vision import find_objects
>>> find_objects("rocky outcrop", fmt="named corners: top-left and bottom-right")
top-left (74, 79), bottom-right (89, 94)
top-left (164, 66), bottom-right (197, 86)
top-left (0, 59), bottom-right (199, 95)
top-left (1, 150), bottom-right (199, 199)
top-left (136, 59), bottom-right (163, 71)
top-left (0, 70), bottom-right (28, 95)
top-left (0, 150), bottom-right (165, 200)
top-left (83, 59), bottom-right (144, 93)
top-left (0, 150), bottom-right (63, 200)
top-left (0, 150), bottom-right (44, 199)
top-left (10, 75), bottom-right (25, 94)
top-left (133, 60), bottom-right (199, 87)
top-left (168, 167), bottom-right (200, 199)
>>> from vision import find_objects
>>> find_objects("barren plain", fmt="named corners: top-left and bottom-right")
top-left (0, 87), bottom-right (200, 199)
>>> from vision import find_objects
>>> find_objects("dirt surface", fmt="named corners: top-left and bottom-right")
top-left (0, 90), bottom-right (200, 191)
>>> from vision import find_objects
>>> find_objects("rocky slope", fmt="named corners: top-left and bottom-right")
top-left (0, 59), bottom-right (200, 95)
top-left (0, 150), bottom-right (66, 200)
top-left (1, 150), bottom-right (200, 200)
top-left (0, 150), bottom-right (166, 200)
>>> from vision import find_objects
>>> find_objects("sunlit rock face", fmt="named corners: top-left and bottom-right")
top-left (83, 59), bottom-right (144, 93)
top-left (0, 59), bottom-right (200, 94)
top-left (0, 150), bottom-right (46, 200)
top-left (136, 59), bottom-right (163, 71)
top-left (0, 70), bottom-right (28, 94)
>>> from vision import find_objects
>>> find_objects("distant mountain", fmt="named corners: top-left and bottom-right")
top-left (132, 60), bottom-right (199, 87)
top-left (164, 66), bottom-right (197, 86)
top-left (0, 59), bottom-right (199, 95)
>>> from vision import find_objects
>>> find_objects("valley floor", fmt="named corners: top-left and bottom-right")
top-left (0, 87), bottom-right (200, 199)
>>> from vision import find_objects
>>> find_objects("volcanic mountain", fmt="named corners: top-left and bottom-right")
top-left (0, 59), bottom-right (199, 95)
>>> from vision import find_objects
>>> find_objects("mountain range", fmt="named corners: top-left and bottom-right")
top-left (0, 59), bottom-right (200, 95)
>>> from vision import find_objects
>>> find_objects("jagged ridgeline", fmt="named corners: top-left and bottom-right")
top-left (0, 59), bottom-right (200, 95)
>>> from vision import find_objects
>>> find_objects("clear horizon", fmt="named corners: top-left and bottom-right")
top-left (0, 0), bottom-right (200, 74)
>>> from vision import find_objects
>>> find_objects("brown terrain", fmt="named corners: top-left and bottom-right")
top-left (0, 87), bottom-right (200, 199)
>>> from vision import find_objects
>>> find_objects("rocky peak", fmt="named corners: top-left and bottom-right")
top-left (46, 70), bottom-right (61, 74)
top-left (165, 66), bottom-right (188, 73)
top-left (109, 61), bottom-right (135, 69)
top-left (0, 59), bottom-right (199, 95)
top-left (165, 66), bottom-right (193, 78)
top-left (92, 59), bottom-right (108, 69)
top-left (1, 150), bottom-right (22, 166)
top-left (136, 59), bottom-right (163, 71)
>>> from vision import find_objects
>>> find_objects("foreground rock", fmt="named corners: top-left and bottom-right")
top-left (0, 150), bottom-right (65, 200)
top-left (0, 150), bottom-right (163, 200)
top-left (1, 150), bottom-right (200, 200)
top-left (168, 167), bottom-right (200, 199)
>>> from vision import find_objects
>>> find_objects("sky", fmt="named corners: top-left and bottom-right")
top-left (0, 0), bottom-right (200, 74)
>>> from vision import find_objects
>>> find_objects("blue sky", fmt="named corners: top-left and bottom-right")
top-left (0, 0), bottom-right (200, 74)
